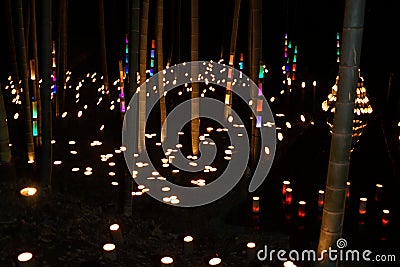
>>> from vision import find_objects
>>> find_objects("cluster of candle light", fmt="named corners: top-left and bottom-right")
top-left (322, 72), bottom-right (373, 145)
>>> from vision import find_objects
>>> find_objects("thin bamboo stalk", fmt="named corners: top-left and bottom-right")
top-left (138, 0), bottom-right (149, 153)
top-left (16, 0), bottom-right (35, 164)
top-left (99, 0), bottom-right (109, 93)
top-left (191, 0), bottom-right (199, 156)
top-left (156, 0), bottom-right (167, 143)
top-left (6, 0), bottom-right (20, 94)
top-left (40, 0), bottom-right (53, 186)
top-left (0, 84), bottom-right (12, 163)
top-left (31, 0), bottom-right (42, 146)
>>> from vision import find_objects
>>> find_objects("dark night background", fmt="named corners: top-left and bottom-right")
top-left (1, 0), bottom-right (400, 111)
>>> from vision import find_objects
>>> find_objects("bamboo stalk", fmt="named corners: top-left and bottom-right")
top-left (224, 0), bottom-right (241, 118)
top-left (191, 0), bottom-right (199, 156)
top-left (250, 0), bottom-right (261, 165)
top-left (16, 0), bottom-right (35, 164)
top-left (123, 0), bottom-right (140, 218)
top-left (40, 0), bottom-right (53, 186)
top-left (57, 0), bottom-right (67, 114)
top-left (31, 0), bottom-right (42, 146)
top-left (99, 0), bottom-right (109, 93)
top-left (316, 1), bottom-right (366, 266)
top-left (0, 84), bottom-right (12, 163)
top-left (6, 0), bottom-right (20, 94)
top-left (156, 0), bottom-right (167, 143)
top-left (138, 0), bottom-right (149, 153)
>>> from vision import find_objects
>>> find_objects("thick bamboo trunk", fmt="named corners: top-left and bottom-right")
top-left (191, 0), bottom-right (199, 156)
top-left (6, 0), bottom-right (20, 94)
top-left (250, 0), bottom-right (261, 165)
top-left (0, 84), bottom-right (12, 163)
top-left (138, 0), bottom-right (149, 153)
top-left (156, 0), bottom-right (167, 142)
top-left (99, 0), bottom-right (109, 93)
top-left (316, 1), bottom-right (366, 266)
top-left (40, 0), bottom-right (52, 186)
top-left (16, 0), bottom-right (35, 164)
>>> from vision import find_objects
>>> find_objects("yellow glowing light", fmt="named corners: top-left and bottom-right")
top-left (17, 252), bottom-right (33, 262)
top-left (20, 187), bottom-right (37, 197)
top-left (247, 242), bottom-right (256, 249)
top-left (184, 236), bottom-right (193, 242)
top-left (382, 209), bottom-right (389, 214)
top-left (103, 243), bottom-right (116, 251)
top-left (161, 257), bottom-right (173, 264)
top-left (110, 224), bottom-right (120, 231)
top-left (209, 257), bottom-right (222, 265)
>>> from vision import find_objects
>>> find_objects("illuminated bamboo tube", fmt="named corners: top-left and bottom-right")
top-left (382, 209), bottom-right (390, 226)
top-left (246, 242), bottom-right (256, 260)
top-left (346, 182), bottom-right (351, 200)
top-left (359, 198), bottom-right (367, 215)
top-left (160, 256), bottom-right (174, 266)
top-left (109, 224), bottom-right (124, 245)
top-left (318, 190), bottom-right (325, 209)
top-left (208, 257), bottom-right (221, 266)
top-left (282, 180), bottom-right (290, 195)
top-left (252, 197), bottom-right (260, 213)
top-left (20, 187), bottom-right (38, 207)
top-left (298, 201), bottom-right (306, 218)
top-left (284, 261), bottom-right (297, 267)
top-left (183, 236), bottom-right (193, 254)
top-left (17, 252), bottom-right (36, 267)
top-left (375, 184), bottom-right (383, 202)
top-left (102, 243), bottom-right (116, 261)
top-left (285, 188), bottom-right (293, 205)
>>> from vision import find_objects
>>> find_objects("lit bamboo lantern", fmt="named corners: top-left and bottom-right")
top-left (160, 256), bottom-right (174, 266)
top-left (20, 187), bottom-right (37, 207)
top-left (209, 257), bottom-right (221, 266)
top-left (285, 188), bottom-right (293, 205)
top-left (183, 236), bottom-right (193, 254)
top-left (318, 190), bottom-right (325, 209)
top-left (282, 181), bottom-right (290, 195)
top-left (17, 252), bottom-right (35, 267)
top-left (29, 60), bottom-right (36, 80)
top-left (246, 242), bottom-right (256, 260)
top-left (375, 184), bottom-right (383, 202)
top-left (252, 197), bottom-right (260, 213)
top-left (20, 187), bottom-right (37, 197)
top-left (346, 182), bottom-right (351, 200)
top-left (283, 261), bottom-right (297, 267)
top-left (109, 224), bottom-right (124, 245)
top-left (102, 243), bottom-right (116, 261)
top-left (359, 198), bottom-right (367, 215)
top-left (382, 209), bottom-right (390, 226)
top-left (298, 201), bottom-right (306, 218)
